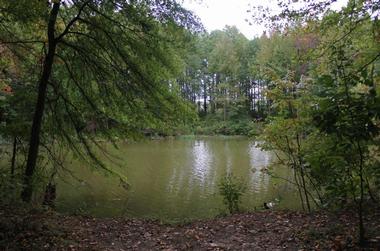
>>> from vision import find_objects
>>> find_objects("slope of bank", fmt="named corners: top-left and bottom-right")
top-left (1, 206), bottom-right (379, 250)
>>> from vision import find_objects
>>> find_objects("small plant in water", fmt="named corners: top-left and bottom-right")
top-left (218, 173), bottom-right (246, 214)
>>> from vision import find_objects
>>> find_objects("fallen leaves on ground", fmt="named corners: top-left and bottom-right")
top-left (1, 206), bottom-right (379, 250)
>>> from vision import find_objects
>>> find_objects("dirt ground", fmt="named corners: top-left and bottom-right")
top-left (1, 207), bottom-right (379, 250)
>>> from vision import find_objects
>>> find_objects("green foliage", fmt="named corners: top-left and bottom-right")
top-left (218, 173), bottom-right (246, 214)
top-left (0, 4), bottom-right (379, 247)
top-left (195, 112), bottom-right (261, 136)
top-left (195, 120), bottom-right (258, 136)
top-left (177, 26), bottom-right (271, 121)
top-left (306, 63), bottom-right (380, 205)
top-left (256, 0), bottom-right (380, 243)
top-left (0, 0), bottom-right (202, 202)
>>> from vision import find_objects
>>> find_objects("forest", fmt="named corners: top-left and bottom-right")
top-left (0, 0), bottom-right (379, 250)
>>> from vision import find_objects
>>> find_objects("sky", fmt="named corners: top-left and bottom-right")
top-left (182, 0), bottom-right (348, 39)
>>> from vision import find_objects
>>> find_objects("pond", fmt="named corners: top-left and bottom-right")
top-left (56, 136), bottom-right (299, 221)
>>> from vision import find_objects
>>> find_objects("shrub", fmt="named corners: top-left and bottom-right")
top-left (218, 173), bottom-right (246, 213)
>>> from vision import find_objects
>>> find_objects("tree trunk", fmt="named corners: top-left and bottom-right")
top-left (203, 78), bottom-right (207, 114)
top-left (253, 81), bottom-right (256, 114)
top-left (300, 164), bottom-right (311, 212)
top-left (10, 136), bottom-right (17, 178)
top-left (210, 74), bottom-right (216, 113)
top-left (294, 169), bottom-right (305, 211)
top-left (357, 141), bottom-right (366, 245)
top-left (21, 2), bottom-right (60, 202)
top-left (223, 89), bottom-right (227, 122)
top-left (42, 182), bottom-right (56, 208)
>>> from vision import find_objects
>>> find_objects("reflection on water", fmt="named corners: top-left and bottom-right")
top-left (248, 142), bottom-right (270, 193)
top-left (191, 140), bottom-right (212, 186)
top-left (56, 136), bottom-right (300, 220)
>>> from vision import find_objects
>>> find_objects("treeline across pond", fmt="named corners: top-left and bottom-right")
top-left (0, 0), bottom-right (380, 247)
top-left (178, 26), bottom-right (271, 120)
top-left (176, 26), bottom-right (271, 136)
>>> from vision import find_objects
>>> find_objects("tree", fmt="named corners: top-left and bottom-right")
top-left (253, 0), bottom-right (380, 244)
top-left (307, 5), bottom-right (380, 243)
top-left (0, 0), bottom-right (201, 202)
top-left (260, 69), bottom-right (320, 212)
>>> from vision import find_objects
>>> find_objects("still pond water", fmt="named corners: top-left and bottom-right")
top-left (57, 136), bottom-right (299, 221)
